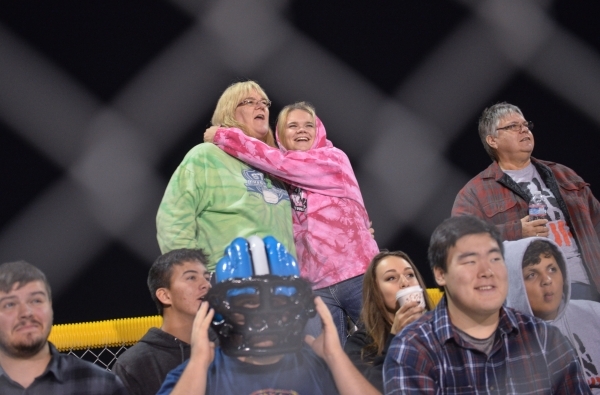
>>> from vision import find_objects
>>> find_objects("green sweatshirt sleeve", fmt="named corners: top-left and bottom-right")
top-left (156, 147), bottom-right (205, 254)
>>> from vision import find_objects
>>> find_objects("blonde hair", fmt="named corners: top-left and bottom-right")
top-left (275, 101), bottom-right (317, 149)
top-left (211, 81), bottom-right (276, 147)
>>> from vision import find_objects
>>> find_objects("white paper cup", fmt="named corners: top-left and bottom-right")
top-left (396, 286), bottom-right (425, 308)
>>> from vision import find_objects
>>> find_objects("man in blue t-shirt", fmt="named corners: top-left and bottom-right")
top-left (157, 236), bottom-right (380, 395)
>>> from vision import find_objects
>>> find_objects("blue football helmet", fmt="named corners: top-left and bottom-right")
top-left (206, 236), bottom-right (315, 356)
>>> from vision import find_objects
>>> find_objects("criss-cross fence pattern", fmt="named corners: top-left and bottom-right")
top-left (1, 1), bottom-right (599, 320)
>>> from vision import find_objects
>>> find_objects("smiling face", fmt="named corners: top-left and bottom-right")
top-left (375, 256), bottom-right (420, 315)
top-left (160, 260), bottom-right (211, 319)
top-left (234, 89), bottom-right (270, 142)
top-left (435, 233), bottom-right (508, 328)
top-left (0, 281), bottom-right (52, 358)
top-left (280, 109), bottom-right (316, 151)
top-left (486, 112), bottom-right (534, 167)
top-left (522, 254), bottom-right (564, 321)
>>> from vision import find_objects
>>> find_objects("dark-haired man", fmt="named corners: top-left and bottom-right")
top-left (384, 215), bottom-right (591, 394)
top-left (0, 260), bottom-right (127, 394)
top-left (113, 249), bottom-right (212, 395)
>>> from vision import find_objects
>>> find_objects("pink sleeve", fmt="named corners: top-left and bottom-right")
top-left (213, 127), bottom-right (347, 196)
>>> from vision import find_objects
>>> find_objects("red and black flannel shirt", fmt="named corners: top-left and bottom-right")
top-left (452, 157), bottom-right (600, 292)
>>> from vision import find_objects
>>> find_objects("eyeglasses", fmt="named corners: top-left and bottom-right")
top-left (496, 121), bottom-right (534, 132)
top-left (237, 98), bottom-right (272, 108)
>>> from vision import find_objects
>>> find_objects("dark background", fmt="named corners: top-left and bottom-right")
top-left (1, 0), bottom-right (599, 324)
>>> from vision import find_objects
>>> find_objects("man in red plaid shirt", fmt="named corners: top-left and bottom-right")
top-left (452, 102), bottom-right (600, 302)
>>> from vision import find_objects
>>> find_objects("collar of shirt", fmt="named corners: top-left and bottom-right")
top-left (432, 297), bottom-right (520, 347)
top-left (482, 160), bottom-right (507, 181)
top-left (44, 342), bottom-right (67, 383)
top-left (0, 342), bottom-right (61, 385)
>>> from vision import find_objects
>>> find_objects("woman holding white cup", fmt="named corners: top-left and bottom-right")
top-left (344, 251), bottom-right (434, 392)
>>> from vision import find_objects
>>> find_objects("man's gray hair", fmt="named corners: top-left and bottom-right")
top-left (478, 102), bottom-right (523, 161)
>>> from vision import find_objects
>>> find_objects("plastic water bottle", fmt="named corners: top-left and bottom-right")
top-left (528, 192), bottom-right (547, 221)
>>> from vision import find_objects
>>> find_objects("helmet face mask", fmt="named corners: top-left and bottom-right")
top-left (208, 275), bottom-right (315, 356)
top-left (207, 236), bottom-right (316, 357)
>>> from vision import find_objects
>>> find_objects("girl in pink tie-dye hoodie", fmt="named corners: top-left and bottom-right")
top-left (206, 102), bottom-right (379, 344)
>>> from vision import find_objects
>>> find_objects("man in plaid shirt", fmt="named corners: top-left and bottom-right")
top-left (383, 215), bottom-right (591, 394)
top-left (452, 102), bottom-right (600, 302)
top-left (0, 261), bottom-right (127, 395)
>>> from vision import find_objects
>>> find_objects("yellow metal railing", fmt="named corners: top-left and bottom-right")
top-left (49, 315), bottom-right (163, 352)
top-left (426, 288), bottom-right (444, 307)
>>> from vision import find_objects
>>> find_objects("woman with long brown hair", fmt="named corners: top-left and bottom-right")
top-left (344, 250), bottom-right (434, 392)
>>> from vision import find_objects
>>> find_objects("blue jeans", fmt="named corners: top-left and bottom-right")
top-left (304, 274), bottom-right (364, 347)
